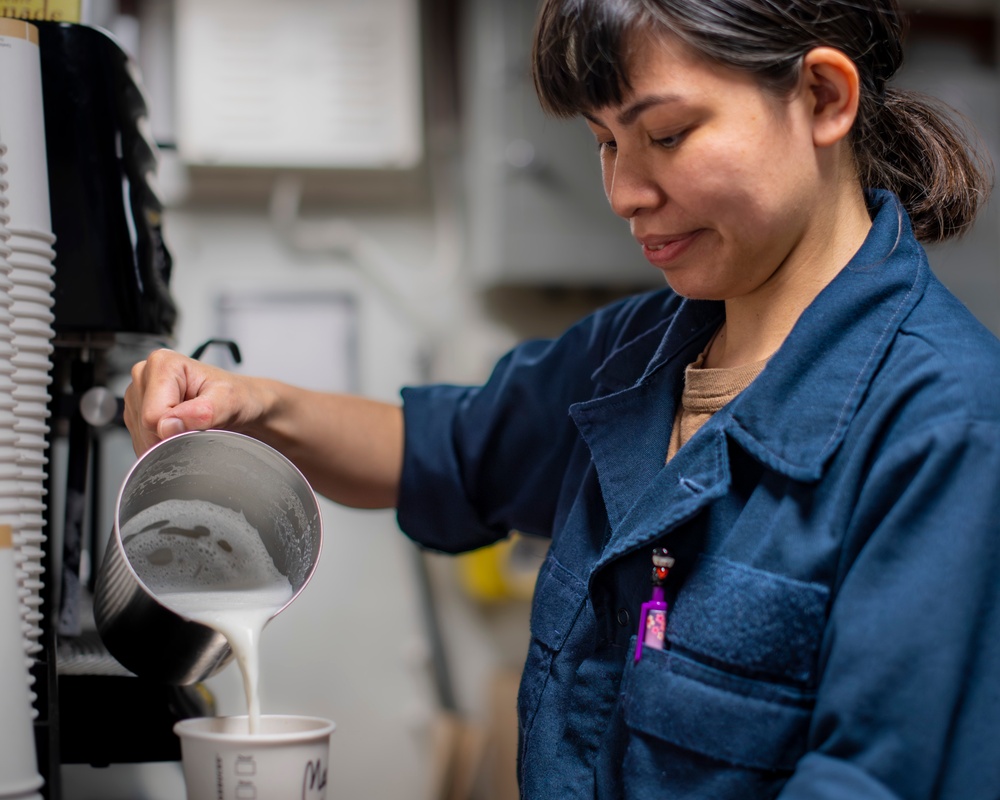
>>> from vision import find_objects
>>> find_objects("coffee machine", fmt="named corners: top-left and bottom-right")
top-left (24, 20), bottom-right (212, 798)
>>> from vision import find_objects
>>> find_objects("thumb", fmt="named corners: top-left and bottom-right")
top-left (156, 397), bottom-right (216, 439)
top-left (157, 416), bottom-right (187, 439)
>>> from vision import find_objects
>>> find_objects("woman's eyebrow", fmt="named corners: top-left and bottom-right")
top-left (583, 93), bottom-right (684, 128)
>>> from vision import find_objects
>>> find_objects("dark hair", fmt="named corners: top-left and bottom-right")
top-left (531, 0), bottom-right (993, 242)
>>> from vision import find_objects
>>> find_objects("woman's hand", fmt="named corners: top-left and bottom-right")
top-left (123, 348), bottom-right (267, 456)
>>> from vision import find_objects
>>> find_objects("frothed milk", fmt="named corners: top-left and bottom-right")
top-left (120, 499), bottom-right (293, 734)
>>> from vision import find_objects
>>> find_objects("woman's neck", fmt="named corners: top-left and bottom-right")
top-left (704, 182), bottom-right (873, 370)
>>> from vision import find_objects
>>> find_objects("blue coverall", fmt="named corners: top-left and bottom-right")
top-left (398, 191), bottom-right (1000, 798)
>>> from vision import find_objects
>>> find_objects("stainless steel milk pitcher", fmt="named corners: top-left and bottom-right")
top-left (94, 430), bottom-right (323, 684)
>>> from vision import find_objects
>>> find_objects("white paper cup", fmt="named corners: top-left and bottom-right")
top-left (9, 500), bottom-right (44, 519)
top-left (6, 227), bottom-right (55, 246)
top-left (11, 333), bottom-right (53, 349)
top-left (11, 346), bottom-right (54, 366)
top-left (7, 271), bottom-right (55, 295)
top-left (9, 295), bottom-right (54, 314)
top-left (7, 286), bottom-right (53, 308)
top-left (0, 492), bottom-right (27, 510)
top-left (8, 271), bottom-right (52, 288)
top-left (9, 350), bottom-right (51, 371)
top-left (175, 715), bottom-right (335, 800)
top-left (12, 392), bottom-right (52, 412)
top-left (0, 23), bottom-right (51, 234)
top-left (13, 369), bottom-right (53, 385)
top-left (15, 461), bottom-right (48, 480)
top-left (7, 240), bottom-right (55, 261)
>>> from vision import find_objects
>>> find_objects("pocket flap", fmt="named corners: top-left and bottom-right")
top-left (624, 648), bottom-right (813, 772)
top-left (529, 557), bottom-right (587, 651)
top-left (669, 555), bottom-right (829, 684)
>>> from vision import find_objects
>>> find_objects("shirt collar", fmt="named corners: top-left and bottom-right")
top-left (727, 190), bottom-right (925, 480)
top-left (590, 190), bottom-right (927, 482)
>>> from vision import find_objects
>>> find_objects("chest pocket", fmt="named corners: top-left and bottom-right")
top-left (622, 554), bottom-right (829, 792)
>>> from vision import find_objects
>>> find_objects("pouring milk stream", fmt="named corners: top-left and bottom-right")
top-left (120, 498), bottom-right (293, 734)
top-left (122, 500), bottom-right (292, 733)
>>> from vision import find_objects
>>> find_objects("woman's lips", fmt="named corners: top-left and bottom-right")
top-left (639, 230), bottom-right (703, 268)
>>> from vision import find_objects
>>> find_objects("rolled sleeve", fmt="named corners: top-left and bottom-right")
top-left (397, 383), bottom-right (507, 553)
top-left (396, 339), bottom-right (600, 552)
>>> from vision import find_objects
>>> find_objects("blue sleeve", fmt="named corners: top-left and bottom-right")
top-left (779, 418), bottom-right (1000, 798)
top-left (395, 291), bottom-right (677, 554)
top-left (396, 335), bottom-right (602, 553)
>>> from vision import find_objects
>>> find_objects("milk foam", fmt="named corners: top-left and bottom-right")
top-left (121, 499), bottom-right (286, 593)
top-left (121, 499), bottom-right (294, 734)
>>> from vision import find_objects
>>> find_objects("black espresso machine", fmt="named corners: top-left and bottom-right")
top-left (29, 21), bottom-right (214, 799)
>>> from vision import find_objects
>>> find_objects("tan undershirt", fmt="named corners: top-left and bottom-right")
top-left (666, 347), bottom-right (769, 462)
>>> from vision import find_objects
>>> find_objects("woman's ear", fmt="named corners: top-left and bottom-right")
top-left (801, 47), bottom-right (861, 148)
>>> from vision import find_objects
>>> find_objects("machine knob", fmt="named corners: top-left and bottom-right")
top-left (79, 386), bottom-right (120, 427)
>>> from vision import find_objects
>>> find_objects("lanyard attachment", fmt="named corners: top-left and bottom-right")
top-left (634, 547), bottom-right (675, 662)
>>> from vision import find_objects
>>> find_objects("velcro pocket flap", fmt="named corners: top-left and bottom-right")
top-left (529, 556), bottom-right (587, 651)
top-left (668, 554), bottom-right (829, 684)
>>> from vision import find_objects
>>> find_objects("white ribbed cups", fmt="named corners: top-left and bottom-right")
top-left (0, 17), bottom-right (58, 721)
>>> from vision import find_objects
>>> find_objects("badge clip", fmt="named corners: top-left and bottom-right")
top-left (635, 547), bottom-right (674, 662)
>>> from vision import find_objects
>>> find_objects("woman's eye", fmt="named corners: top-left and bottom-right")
top-left (655, 132), bottom-right (686, 149)
top-left (597, 140), bottom-right (617, 154)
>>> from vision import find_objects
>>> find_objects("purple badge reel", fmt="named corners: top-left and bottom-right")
top-left (635, 547), bottom-right (675, 662)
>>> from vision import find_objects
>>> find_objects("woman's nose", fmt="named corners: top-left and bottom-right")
top-left (605, 150), bottom-right (662, 220)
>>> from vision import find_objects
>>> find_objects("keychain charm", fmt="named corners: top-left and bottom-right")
top-left (635, 547), bottom-right (675, 662)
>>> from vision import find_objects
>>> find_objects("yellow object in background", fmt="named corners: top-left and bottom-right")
top-left (0, 0), bottom-right (80, 22)
top-left (457, 533), bottom-right (550, 603)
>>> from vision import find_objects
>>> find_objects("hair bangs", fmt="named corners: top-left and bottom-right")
top-left (532, 0), bottom-right (646, 117)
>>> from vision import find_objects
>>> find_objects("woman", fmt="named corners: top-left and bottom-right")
top-left (126, 1), bottom-right (1000, 796)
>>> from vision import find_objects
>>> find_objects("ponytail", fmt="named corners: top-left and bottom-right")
top-left (854, 88), bottom-right (994, 243)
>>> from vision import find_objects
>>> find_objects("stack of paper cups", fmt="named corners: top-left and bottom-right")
top-left (0, 18), bottom-right (55, 706)
top-left (7, 223), bottom-right (54, 680)
top-left (0, 146), bottom-right (24, 634)
top-left (0, 145), bottom-right (38, 702)
top-left (0, 524), bottom-right (44, 798)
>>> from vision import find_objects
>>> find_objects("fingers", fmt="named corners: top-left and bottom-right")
top-left (123, 349), bottom-right (218, 456)
top-left (123, 347), bottom-right (269, 458)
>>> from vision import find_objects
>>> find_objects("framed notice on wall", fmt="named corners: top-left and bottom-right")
top-left (174, 0), bottom-right (423, 169)
top-left (213, 291), bottom-right (358, 394)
